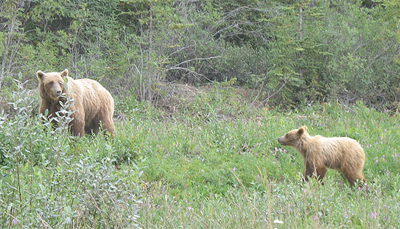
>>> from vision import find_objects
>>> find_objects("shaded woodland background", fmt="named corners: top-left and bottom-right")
top-left (1, 0), bottom-right (400, 109)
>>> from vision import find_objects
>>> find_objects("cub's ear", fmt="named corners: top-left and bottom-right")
top-left (36, 71), bottom-right (45, 80)
top-left (298, 126), bottom-right (308, 135)
top-left (60, 69), bottom-right (69, 77)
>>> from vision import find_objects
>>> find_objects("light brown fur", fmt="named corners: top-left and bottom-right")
top-left (277, 126), bottom-right (366, 186)
top-left (37, 69), bottom-right (116, 137)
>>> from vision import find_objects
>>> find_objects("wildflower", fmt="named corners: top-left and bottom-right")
top-left (371, 212), bottom-right (377, 219)
top-left (232, 167), bottom-right (236, 172)
top-left (273, 219), bottom-right (283, 224)
top-left (12, 218), bottom-right (20, 226)
top-left (186, 206), bottom-right (193, 211)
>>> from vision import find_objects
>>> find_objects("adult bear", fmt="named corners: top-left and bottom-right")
top-left (37, 69), bottom-right (116, 137)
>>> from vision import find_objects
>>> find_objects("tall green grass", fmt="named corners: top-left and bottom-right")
top-left (121, 89), bottom-right (400, 228)
top-left (1, 83), bottom-right (400, 227)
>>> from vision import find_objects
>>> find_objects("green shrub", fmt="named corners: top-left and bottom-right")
top-left (0, 81), bottom-right (142, 227)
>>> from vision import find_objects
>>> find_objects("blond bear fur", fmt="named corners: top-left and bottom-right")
top-left (277, 126), bottom-right (366, 186)
top-left (37, 69), bottom-right (116, 137)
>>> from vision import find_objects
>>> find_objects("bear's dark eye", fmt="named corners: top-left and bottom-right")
top-left (59, 81), bottom-right (63, 85)
top-left (49, 81), bottom-right (54, 85)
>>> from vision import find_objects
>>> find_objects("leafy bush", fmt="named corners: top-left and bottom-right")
top-left (0, 81), bottom-right (142, 227)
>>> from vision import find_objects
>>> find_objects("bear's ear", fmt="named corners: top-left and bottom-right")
top-left (60, 69), bottom-right (69, 77)
top-left (36, 71), bottom-right (45, 80)
top-left (298, 126), bottom-right (308, 135)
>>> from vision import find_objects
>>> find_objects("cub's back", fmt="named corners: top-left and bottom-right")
top-left (318, 136), bottom-right (365, 157)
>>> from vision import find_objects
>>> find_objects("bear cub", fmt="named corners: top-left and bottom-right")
top-left (278, 126), bottom-right (366, 187)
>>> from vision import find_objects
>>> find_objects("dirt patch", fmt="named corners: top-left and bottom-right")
top-left (153, 83), bottom-right (209, 117)
top-left (152, 83), bottom-right (264, 118)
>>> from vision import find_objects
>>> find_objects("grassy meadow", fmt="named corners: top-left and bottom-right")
top-left (1, 83), bottom-right (400, 228)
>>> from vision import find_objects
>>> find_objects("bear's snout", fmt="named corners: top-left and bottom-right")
top-left (51, 89), bottom-right (61, 98)
top-left (277, 137), bottom-right (284, 145)
top-left (49, 88), bottom-right (62, 100)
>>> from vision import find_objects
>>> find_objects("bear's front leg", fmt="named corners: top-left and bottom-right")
top-left (303, 161), bottom-right (314, 182)
top-left (70, 119), bottom-right (85, 137)
top-left (316, 166), bottom-right (327, 181)
top-left (304, 162), bottom-right (327, 184)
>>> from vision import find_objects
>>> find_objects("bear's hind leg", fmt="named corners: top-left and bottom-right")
top-left (91, 119), bottom-right (100, 135)
top-left (343, 169), bottom-right (366, 187)
top-left (97, 117), bottom-right (116, 137)
top-left (103, 122), bottom-right (116, 136)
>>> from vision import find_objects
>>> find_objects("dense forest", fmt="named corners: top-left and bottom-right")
top-left (1, 0), bottom-right (400, 109)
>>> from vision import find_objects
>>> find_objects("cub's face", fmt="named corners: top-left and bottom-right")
top-left (37, 69), bottom-right (68, 100)
top-left (277, 126), bottom-right (308, 146)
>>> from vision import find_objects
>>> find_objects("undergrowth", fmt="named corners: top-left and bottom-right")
top-left (0, 81), bottom-right (141, 227)
top-left (1, 82), bottom-right (400, 228)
